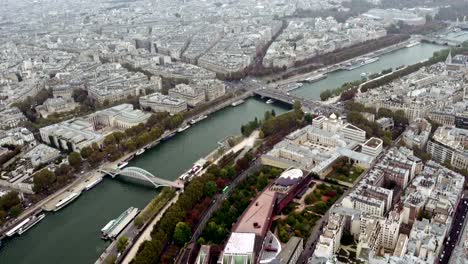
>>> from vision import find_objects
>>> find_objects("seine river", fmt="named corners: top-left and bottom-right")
top-left (0, 98), bottom-right (287, 264)
top-left (0, 42), bottom-right (446, 264)
top-left (293, 43), bottom-right (445, 100)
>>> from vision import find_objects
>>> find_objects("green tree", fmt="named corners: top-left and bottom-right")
top-left (204, 181), bottom-right (218, 197)
top-left (88, 150), bottom-right (105, 167)
top-left (0, 191), bottom-right (21, 211)
top-left (104, 144), bottom-right (122, 162)
top-left (104, 255), bottom-right (116, 264)
top-left (55, 164), bottom-right (72, 177)
top-left (32, 169), bottom-right (56, 194)
top-left (9, 205), bottom-right (22, 217)
top-left (112, 131), bottom-right (126, 144)
top-left (293, 101), bottom-right (304, 119)
top-left (173, 222), bottom-right (192, 246)
top-left (68, 152), bottom-right (82, 170)
top-left (393, 110), bottom-right (408, 125)
top-left (104, 134), bottom-right (116, 146)
top-left (80, 146), bottom-right (93, 159)
top-left (377, 108), bottom-right (393, 118)
top-left (124, 139), bottom-right (137, 152)
top-left (117, 236), bottom-right (129, 253)
top-left (320, 90), bottom-right (333, 101)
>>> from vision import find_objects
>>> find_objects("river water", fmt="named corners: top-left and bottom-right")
top-left (0, 98), bottom-right (287, 264)
top-left (293, 43), bottom-right (445, 100)
top-left (0, 43), bottom-right (444, 264)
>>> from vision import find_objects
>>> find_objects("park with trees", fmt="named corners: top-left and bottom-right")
top-left (275, 182), bottom-right (344, 243)
top-left (197, 166), bottom-right (283, 245)
top-left (131, 162), bottom-right (242, 264)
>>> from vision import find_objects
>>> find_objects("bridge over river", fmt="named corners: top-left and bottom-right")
top-left (254, 88), bottom-right (343, 115)
top-left (100, 167), bottom-right (184, 189)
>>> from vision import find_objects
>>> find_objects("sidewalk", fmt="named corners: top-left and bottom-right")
top-left (120, 192), bottom-right (180, 264)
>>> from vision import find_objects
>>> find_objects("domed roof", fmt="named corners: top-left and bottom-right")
top-left (275, 169), bottom-right (304, 187)
top-left (279, 168), bottom-right (303, 179)
top-left (330, 113), bottom-right (337, 119)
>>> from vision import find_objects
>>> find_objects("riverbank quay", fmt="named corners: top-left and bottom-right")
top-left (97, 192), bottom-right (180, 264)
top-left (270, 36), bottom-right (419, 88)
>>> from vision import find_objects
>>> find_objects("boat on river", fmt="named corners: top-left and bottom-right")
top-left (85, 178), bottom-right (102, 191)
top-left (344, 57), bottom-right (379, 71)
top-left (101, 207), bottom-right (139, 240)
top-left (17, 214), bottom-right (46, 235)
top-left (6, 218), bottom-right (31, 237)
top-left (177, 124), bottom-right (191, 133)
top-left (302, 73), bottom-right (328, 83)
top-left (190, 115), bottom-right (208, 125)
top-left (285, 82), bottom-right (303, 91)
top-left (118, 162), bottom-right (128, 170)
top-left (406, 41), bottom-right (420, 48)
top-left (231, 100), bottom-right (245, 107)
top-left (54, 192), bottom-right (80, 212)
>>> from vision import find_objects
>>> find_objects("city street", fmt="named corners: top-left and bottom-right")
top-left (439, 198), bottom-right (468, 264)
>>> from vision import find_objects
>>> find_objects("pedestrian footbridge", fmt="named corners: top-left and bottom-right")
top-left (100, 167), bottom-right (184, 189)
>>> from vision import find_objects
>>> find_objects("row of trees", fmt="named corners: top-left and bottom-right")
top-left (133, 188), bottom-right (176, 228)
top-left (132, 163), bottom-right (238, 264)
top-left (32, 163), bottom-right (75, 195)
top-left (261, 101), bottom-right (304, 137)
top-left (240, 110), bottom-right (277, 137)
top-left (77, 112), bottom-right (183, 169)
top-left (240, 101), bottom-right (304, 139)
top-left (198, 166), bottom-right (282, 245)
top-left (320, 67), bottom-right (395, 102)
top-left (320, 80), bottom-right (363, 101)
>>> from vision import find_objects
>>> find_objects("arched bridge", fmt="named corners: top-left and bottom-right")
top-left (100, 167), bottom-right (184, 189)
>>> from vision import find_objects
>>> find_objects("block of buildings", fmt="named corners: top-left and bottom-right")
top-left (139, 92), bottom-right (187, 114)
top-left (193, 78), bottom-right (226, 101)
top-left (427, 126), bottom-right (468, 171)
top-left (52, 84), bottom-right (74, 98)
top-left (402, 118), bottom-right (431, 149)
top-left (0, 107), bottom-right (28, 129)
top-left (0, 127), bottom-right (35, 146)
top-left (446, 52), bottom-right (468, 71)
top-left (87, 103), bottom-right (151, 130)
top-left (313, 212), bottom-right (345, 261)
top-left (23, 143), bottom-right (61, 167)
top-left (168, 83), bottom-right (205, 107)
top-left (36, 97), bottom-right (78, 118)
top-left (376, 117), bottom-right (394, 131)
top-left (40, 118), bottom-right (104, 152)
top-left (262, 114), bottom-right (375, 178)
